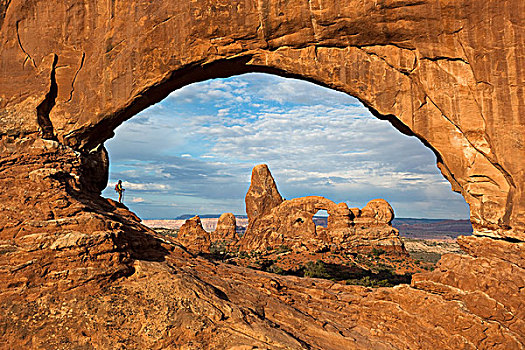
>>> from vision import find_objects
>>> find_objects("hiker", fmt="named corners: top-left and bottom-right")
top-left (115, 180), bottom-right (125, 203)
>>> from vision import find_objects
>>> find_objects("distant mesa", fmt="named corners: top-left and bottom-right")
top-left (174, 214), bottom-right (244, 220)
top-left (174, 164), bottom-right (406, 256)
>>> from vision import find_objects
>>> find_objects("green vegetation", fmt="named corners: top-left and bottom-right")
top-left (409, 251), bottom-right (442, 264)
top-left (303, 260), bottom-right (331, 279)
top-left (371, 247), bottom-right (386, 257)
top-left (258, 260), bottom-right (413, 287)
top-left (265, 264), bottom-right (286, 275)
top-left (275, 245), bottom-right (292, 254)
top-left (153, 228), bottom-right (179, 237)
top-left (210, 241), bottom-right (228, 255)
top-left (345, 268), bottom-right (412, 288)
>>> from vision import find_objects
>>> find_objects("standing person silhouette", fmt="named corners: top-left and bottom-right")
top-left (114, 180), bottom-right (125, 203)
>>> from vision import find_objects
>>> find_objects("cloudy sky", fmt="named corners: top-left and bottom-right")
top-left (102, 73), bottom-right (470, 220)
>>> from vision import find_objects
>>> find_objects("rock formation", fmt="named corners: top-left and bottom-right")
top-left (356, 199), bottom-right (394, 226)
top-left (1, 0), bottom-right (523, 239)
top-left (350, 199), bottom-right (405, 253)
top-left (0, 0), bottom-right (524, 348)
top-left (210, 212), bottom-right (239, 247)
top-left (239, 165), bottom-right (405, 254)
top-left (242, 195), bottom-right (346, 251)
top-left (176, 216), bottom-right (211, 253)
top-left (245, 164), bottom-right (284, 222)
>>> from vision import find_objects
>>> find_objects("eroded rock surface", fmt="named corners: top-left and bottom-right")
top-left (210, 212), bottom-right (239, 247)
top-left (351, 199), bottom-right (405, 253)
top-left (1, 0), bottom-right (523, 238)
top-left (245, 164), bottom-right (284, 222)
top-left (176, 216), bottom-right (211, 253)
top-left (240, 165), bottom-right (405, 254)
top-left (0, 0), bottom-right (524, 348)
top-left (2, 231), bottom-right (523, 349)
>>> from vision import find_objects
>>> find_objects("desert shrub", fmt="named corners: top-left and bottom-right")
top-left (371, 248), bottom-right (386, 257)
top-left (303, 260), bottom-right (331, 279)
top-left (346, 276), bottom-right (393, 288)
top-left (275, 245), bottom-right (291, 254)
top-left (154, 228), bottom-right (179, 237)
top-left (266, 264), bottom-right (285, 275)
top-left (210, 241), bottom-right (228, 255)
top-left (344, 267), bottom-right (412, 288)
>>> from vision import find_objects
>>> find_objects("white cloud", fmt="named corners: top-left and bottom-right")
top-left (132, 197), bottom-right (145, 203)
top-left (122, 182), bottom-right (170, 191)
top-left (217, 108), bottom-right (230, 117)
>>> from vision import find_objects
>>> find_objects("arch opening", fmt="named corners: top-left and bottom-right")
top-left (102, 72), bottom-right (470, 222)
top-left (313, 210), bottom-right (329, 228)
top-left (101, 72), bottom-right (472, 285)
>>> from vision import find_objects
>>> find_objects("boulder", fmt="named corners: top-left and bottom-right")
top-left (356, 199), bottom-right (395, 225)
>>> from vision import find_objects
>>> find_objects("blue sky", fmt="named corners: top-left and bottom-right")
top-left (102, 73), bottom-right (470, 220)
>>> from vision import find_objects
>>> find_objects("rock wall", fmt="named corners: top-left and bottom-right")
top-left (0, 0), bottom-right (524, 348)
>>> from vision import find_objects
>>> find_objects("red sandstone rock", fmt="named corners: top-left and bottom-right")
top-left (245, 164), bottom-right (284, 222)
top-left (357, 199), bottom-right (394, 225)
top-left (241, 195), bottom-right (348, 251)
top-left (176, 216), bottom-right (211, 253)
top-left (1, 0), bottom-right (523, 238)
top-left (240, 166), bottom-right (405, 254)
top-left (210, 212), bottom-right (238, 246)
top-left (0, 0), bottom-right (523, 348)
top-left (351, 199), bottom-right (405, 253)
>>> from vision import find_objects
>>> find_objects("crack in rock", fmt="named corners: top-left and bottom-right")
top-left (36, 54), bottom-right (58, 141)
top-left (67, 52), bottom-right (85, 103)
top-left (15, 20), bottom-right (37, 68)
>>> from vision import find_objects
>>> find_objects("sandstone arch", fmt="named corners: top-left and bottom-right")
top-left (1, 0), bottom-right (524, 348)
top-left (2, 0), bottom-right (525, 239)
top-left (241, 195), bottom-right (355, 251)
top-left (241, 166), bottom-right (406, 253)
top-left (1, 0), bottom-right (523, 239)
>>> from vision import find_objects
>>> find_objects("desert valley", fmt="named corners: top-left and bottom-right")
top-left (144, 165), bottom-right (470, 288)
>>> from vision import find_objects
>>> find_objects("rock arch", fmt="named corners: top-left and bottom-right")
top-left (1, 0), bottom-right (523, 239)
top-left (0, 0), bottom-right (524, 348)
top-left (241, 167), bottom-right (406, 253)
top-left (241, 195), bottom-right (355, 251)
